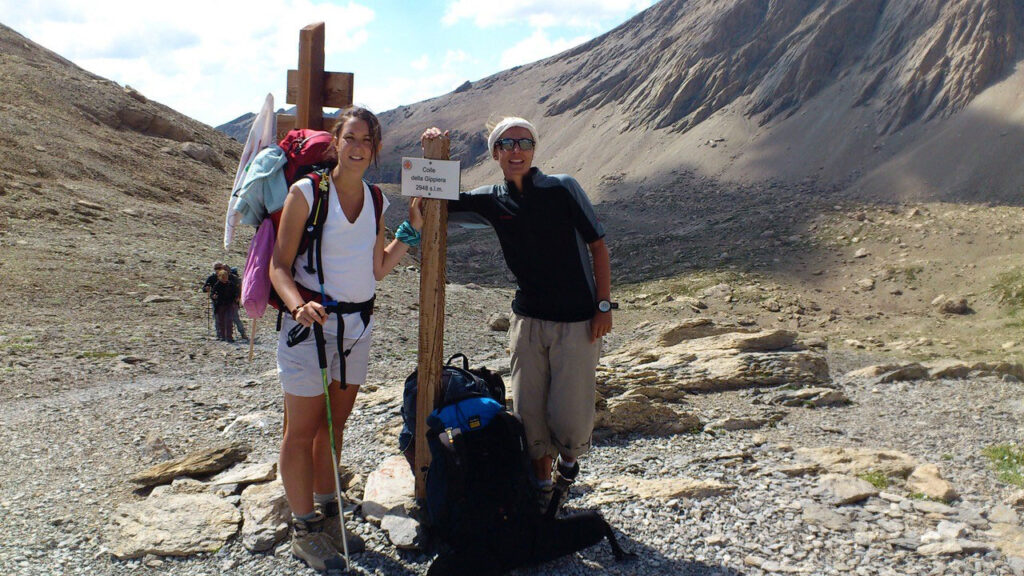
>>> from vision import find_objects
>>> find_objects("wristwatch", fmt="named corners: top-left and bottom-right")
top-left (596, 299), bottom-right (618, 313)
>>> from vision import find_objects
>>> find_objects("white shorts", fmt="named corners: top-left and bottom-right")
top-left (277, 314), bottom-right (372, 397)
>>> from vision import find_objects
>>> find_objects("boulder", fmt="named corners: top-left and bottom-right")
top-left (239, 479), bottom-right (290, 552)
top-left (770, 387), bottom-right (849, 407)
top-left (108, 493), bottom-right (240, 559)
top-left (938, 297), bottom-right (971, 315)
top-left (381, 509), bottom-right (423, 550)
top-left (181, 142), bottom-right (217, 166)
top-left (487, 313), bottom-right (510, 332)
top-left (131, 443), bottom-right (249, 487)
top-left (613, 476), bottom-right (736, 500)
top-left (987, 522), bottom-right (1024, 558)
top-left (845, 363), bottom-right (928, 383)
top-left (222, 413), bottom-right (273, 437)
top-left (815, 474), bottom-right (878, 505)
top-left (801, 501), bottom-right (851, 531)
top-left (987, 504), bottom-right (1020, 525)
top-left (596, 393), bottom-right (701, 435)
top-left (1005, 489), bottom-right (1024, 508)
top-left (796, 447), bottom-right (918, 478)
top-left (906, 464), bottom-right (958, 502)
top-left (655, 319), bottom-right (742, 347)
top-left (603, 332), bottom-right (829, 394)
top-left (362, 455), bottom-right (414, 523)
top-left (924, 359), bottom-right (971, 379)
top-left (210, 461), bottom-right (277, 487)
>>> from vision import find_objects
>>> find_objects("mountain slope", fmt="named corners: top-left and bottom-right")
top-left (0, 23), bottom-right (240, 207)
top-left (373, 0), bottom-right (1024, 205)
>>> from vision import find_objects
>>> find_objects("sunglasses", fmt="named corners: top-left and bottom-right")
top-left (494, 137), bottom-right (535, 151)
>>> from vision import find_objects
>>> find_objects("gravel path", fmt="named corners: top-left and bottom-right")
top-left (2, 273), bottom-right (1024, 576)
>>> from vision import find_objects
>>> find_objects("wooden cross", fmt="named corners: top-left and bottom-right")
top-left (277, 22), bottom-right (354, 138)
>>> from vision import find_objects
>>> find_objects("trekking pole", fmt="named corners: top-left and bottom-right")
top-left (313, 323), bottom-right (351, 571)
top-left (248, 318), bottom-right (256, 362)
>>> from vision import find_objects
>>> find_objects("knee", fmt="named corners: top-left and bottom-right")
top-left (283, 420), bottom-right (320, 448)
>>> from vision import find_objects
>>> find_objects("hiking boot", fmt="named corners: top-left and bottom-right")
top-left (291, 512), bottom-right (345, 572)
top-left (318, 499), bottom-right (365, 554)
top-left (550, 459), bottom-right (580, 514)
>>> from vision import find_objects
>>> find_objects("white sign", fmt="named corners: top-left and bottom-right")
top-left (401, 157), bottom-right (461, 200)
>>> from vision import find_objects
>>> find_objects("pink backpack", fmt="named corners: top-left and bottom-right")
top-left (240, 218), bottom-right (275, 319)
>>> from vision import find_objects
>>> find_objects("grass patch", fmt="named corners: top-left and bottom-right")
top-left (983, 444), bottom-right (1024, 487)
top-left (908, 492), bottom-right (943, 502)
top-left (626, 270), bottom-right (758, 302)
top-left (1, 335), bottom-right (37, 351)
top-left (991, 269), bottom-right (1024, 316)
top-left (81, 351), bottom-right (119, 359)
top-left (885, 264), bottom-right (924, 286)
top-left (857, 470), bottom-right (890, 490)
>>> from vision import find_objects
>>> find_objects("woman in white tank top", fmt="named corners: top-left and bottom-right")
top-left (270, 107), bottom-right (423, 566)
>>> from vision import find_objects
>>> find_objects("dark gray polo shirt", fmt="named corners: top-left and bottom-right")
top-left (449, 168), bottom-right (605, 322)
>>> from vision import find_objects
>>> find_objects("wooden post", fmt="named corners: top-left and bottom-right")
top-left (296, 23), bottom-right (325, 131)
top-left (414, 194), bottom-right (449, 497)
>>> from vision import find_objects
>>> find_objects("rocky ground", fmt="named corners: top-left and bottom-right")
top-left (4, 185), bottom-right (1024, 575)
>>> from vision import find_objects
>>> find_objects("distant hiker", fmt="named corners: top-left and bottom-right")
top-left (202, 262), bottom-right (226, 335)
top-left (210, 268), bottom-right (238, 342)
top-left (202, 261), bottom-right (225, 293)
top-left (421, 117), bottom-right (614, 514)
top-left (271, 107), bottom-right (423, 571)
top-left (227, 267), bottom-right (248, 341)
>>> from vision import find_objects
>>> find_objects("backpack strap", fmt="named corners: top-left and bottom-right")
top-left (367, 182), bottom-right (384, 235)
top-left (299, 169), bottom-right (332, 291)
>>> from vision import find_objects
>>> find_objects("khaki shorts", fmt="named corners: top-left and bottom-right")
top-left (277, 314), bottom-right (371, 397)
top-left (509, 313), bottom-right (601, 461)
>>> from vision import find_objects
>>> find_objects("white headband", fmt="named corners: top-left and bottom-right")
top-left (487, 117), bottom-right (538, 154)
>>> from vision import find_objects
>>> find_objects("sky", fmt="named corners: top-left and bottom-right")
top-left (1, 0), bottom-right (654, 127)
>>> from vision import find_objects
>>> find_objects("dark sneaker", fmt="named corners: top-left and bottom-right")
top-left (291, 512), bottom-right (344, 572)
top-left (550, 459), bottom-right (580, 514)
top-left (318, 500), bottom-right (365, 554)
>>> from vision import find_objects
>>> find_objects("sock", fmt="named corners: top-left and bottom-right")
top-left (294, 510), bottom-right (318, 523)
top-left (537, 479), bottom-right (553, 489)
top-left (314, 492), bottom-right (336, 505)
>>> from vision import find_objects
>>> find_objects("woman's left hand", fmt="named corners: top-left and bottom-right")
top-left (409, 197), bottom-right (424, 231)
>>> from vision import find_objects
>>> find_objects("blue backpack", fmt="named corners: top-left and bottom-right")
top-left (398, 353), bottom-right (505, 457)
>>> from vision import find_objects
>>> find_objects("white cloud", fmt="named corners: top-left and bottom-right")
top-left (442, 0), bottom-right (654, 29)
top-left (1, 0), bottom-right (375, 125)
top-left (443, 50), bottom-right (471, 68)
top-left (410, 54), bottom-right (431, 71)
top-left (498, 30), bottom-right (590, 69)
top-left (362, 49), bottom-right (477, 112)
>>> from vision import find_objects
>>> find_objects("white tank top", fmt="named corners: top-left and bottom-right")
top-left (291, 176), bottom-right (389, 338)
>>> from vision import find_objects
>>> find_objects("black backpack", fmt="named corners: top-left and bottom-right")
top-left (423, 394), bottom-right (634, 576)
top-left (399, 353), bottom-right (505, 460)
top-left (425, 396), bottom-right (538, 551)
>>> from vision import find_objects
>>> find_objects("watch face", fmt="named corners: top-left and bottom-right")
top-left (598, 300), bottom-right (611, 313)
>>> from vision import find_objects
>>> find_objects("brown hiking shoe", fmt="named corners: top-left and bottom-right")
top-left (550, 459), bottom-right (580, 514)
top-left (291, 512), bottom-right (345, 572)
top-left (318, 500), bottom-right (365, 554)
